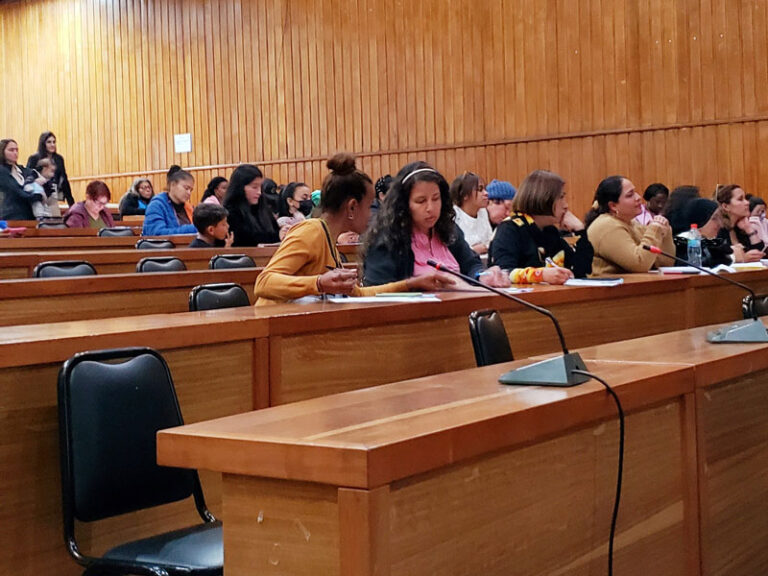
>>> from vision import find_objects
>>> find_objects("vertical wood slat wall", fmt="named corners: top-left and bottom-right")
top-left (1, 0), bottom-right (767, 217)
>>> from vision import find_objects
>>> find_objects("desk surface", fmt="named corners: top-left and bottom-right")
top-left (158, 357), bottom-right (693, 488)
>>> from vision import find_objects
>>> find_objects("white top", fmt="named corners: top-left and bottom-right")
top-left (453, 205), bottom-right (493, 248)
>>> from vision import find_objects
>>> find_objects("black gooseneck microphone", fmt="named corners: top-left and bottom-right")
top-left (642, 245), bottom-right (768, 342)
top-left (426, 259), bottom-right (590, 386)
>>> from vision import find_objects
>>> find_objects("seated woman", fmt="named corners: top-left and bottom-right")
top-left (635, 183), bottom-right (669, 226)
top-left (201, 176), bottom-right (228, 206)
top-left (488, 169), bottom-right (592, 284)
top-left (118, 178), bottom-right (154, 216)
top-left (485, 179), bottom-right (516, 228)
top-left (749, 195), bottom-right (768, 244)
top-left (223, 164), bottom-right (280, 246)
top-left (586, 175), bottom-right (675, 274)
top-left (363, 161), bottom-right (509, 288)
top-left (64, 180), bottom-right (116, 228)
top-left (277, 181), bottom-right (313, 240)
top-left (715, 184), bottom-right (765, 263)
top-left (254, 153), bottom-right (455, 305)
top-left (450, 171), bottom-right (493, 254)
top-left (673, 198), bottom-right (731, 267)
top-left (142, 169), bottom-right (196, 235)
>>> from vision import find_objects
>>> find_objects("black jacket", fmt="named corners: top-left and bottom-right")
top-left (716, 226), bottom-right (765, 254)
top-left (119, 191), bottom-right (150, 216)
top-left (26, 152), bottom-right (74, 206)
top-left (488, 214), bottom-right (593, 277)
top-left (363, 225), bottom-right (483, 285)
top-left (227, 206), bottom-right (280, 247)
top-left (0, 164), bottom-right (35, 220)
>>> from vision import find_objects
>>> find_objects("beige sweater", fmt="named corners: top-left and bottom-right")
top-left (587, 214), bottom-right (675, 275)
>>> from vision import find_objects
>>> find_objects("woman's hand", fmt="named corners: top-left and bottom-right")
top-left (561, 210), bottom-right (585, 232)
top-left (650, 214), bottom-right (671, 235)
top-left (736, 217), bottom-right (757, 235)
top-left (471, 243), bottom-right (488, 255)
top-left (317, 268), bottom-right (358, 294)
top-left (541, 266), bottom-right (574, 285)
top-left (744, 249), bottom-right (764, 263)
top-left (478, 265), bottom-right (511, 287)
top-left (405, 272), bottom-right (456, 292)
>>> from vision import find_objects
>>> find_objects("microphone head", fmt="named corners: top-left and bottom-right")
top-left (642, 244), bottom-right (662, 254)
top-left (426, 259), bottom-right (440, 269)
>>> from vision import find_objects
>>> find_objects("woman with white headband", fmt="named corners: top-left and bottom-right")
top-left (363, 161), bottom-right (509, 288)
top-left (254, 153), bottom-right (455, 305)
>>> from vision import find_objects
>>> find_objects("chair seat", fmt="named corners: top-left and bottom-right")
top-left (103, 521), bottom-right (222, 572)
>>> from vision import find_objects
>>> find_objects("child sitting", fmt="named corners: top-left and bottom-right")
top-left (25, 158), bottom-right (58, 219)
top-left (189, 203), bottom-right (234, 248)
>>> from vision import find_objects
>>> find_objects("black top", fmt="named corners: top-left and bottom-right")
top-left (0, 164), bottom-right (35, 220)
top-left (716, 226), bottom-right (765, 254)
top-left (488, 213), bottom-right (593, 278)
top-left (119, 192), bottom-right (150, 216)
top-left (227, 206), bottom-right (280, 247)
top-left (188, 237), bottom-right (224, 248)
top-left (26, 152), bottom-right (74, 206)
top-left (363, 225), bottom-right (483, 286)
top-left (172, 200), bottom-right (191, 225)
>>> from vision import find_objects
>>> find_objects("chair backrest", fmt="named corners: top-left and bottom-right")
top-left (99, 227), bottom-right (135, 237)
top-left (136, 257), bottom-right (186, 273)
top-left (742, 294), bottom-right (768, 319)
top-left (189, 283), bottom-right (251, 311)
top-left (37, 221), bottom-right (68, 229)
top-left (136, 238), bottom-right (175, 250)
top-left (209, 254), bottom-right (256, 270)
top-left (33, 260), bottom-right (97, 278)
top-left (58, 348), bottom-right (197, 524)
top-left (468, 309), bottom-right (514, 367)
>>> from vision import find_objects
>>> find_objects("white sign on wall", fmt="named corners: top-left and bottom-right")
top-left (174, 133), bottom-right (192, 154)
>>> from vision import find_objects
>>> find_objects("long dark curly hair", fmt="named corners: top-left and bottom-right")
top-left (363, 161), bottom-right (454, 257)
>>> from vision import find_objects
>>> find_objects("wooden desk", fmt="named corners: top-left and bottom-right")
top-left (0, 243), bottom-right (360, 277)
top-left (573, 327), bottom-right (768, 576)
top-left (158, 359), bottom-right (698, 576)
top-left (4, 272), bottom-right (768, 575)
top-left (0, 247), bottom-right (271, 279)
top-left (0, 235), bottom-right (193, 251)
top-left (0, 268), bottom-right (262, 326)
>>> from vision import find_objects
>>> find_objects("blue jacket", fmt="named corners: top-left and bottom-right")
top-left (142, 192), bottom-right (196, 236)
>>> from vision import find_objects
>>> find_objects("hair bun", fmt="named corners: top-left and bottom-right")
top-left (327, 152), bottom-right (357, 176)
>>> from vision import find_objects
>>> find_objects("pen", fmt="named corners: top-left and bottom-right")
top-left (545, 257), bottom-right (562, 268)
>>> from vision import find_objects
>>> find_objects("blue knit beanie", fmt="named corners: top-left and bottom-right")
top-left (486, 179), bottom-right (516, 200)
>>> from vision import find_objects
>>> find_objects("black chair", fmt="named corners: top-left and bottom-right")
top-left (742, 294), bottom-right (768, 319)
top-left (136, 239), bottom-right (175, 250)
top-left (33, 260), bottom-right (97, 278)
top-left (208, 254), bottom-right (256, 270)
top-left (99, 227), bottom-right (135, 237)
top-left (37, 221), bottom-right (68, 229)
top-left (136, 257), bottom-right (187, 273)
top-left (189, 283), bottom-right (250, 311)
top-left (58, 347), bottom-right (222, 576)
top-left (468, 309), bottom-right (514, 367)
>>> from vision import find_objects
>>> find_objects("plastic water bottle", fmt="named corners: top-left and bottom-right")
top-left (687, 224), bottom-right (702, 268)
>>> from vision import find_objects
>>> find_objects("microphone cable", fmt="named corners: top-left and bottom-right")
top-left (571, 369), bottom-right (625, 576)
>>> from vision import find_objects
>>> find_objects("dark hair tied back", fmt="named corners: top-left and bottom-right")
top-left (321, 152), bottom-right (371, 213)
top-left (585, 175), bottom-right (625, 229)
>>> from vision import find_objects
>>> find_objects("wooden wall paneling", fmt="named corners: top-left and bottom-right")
top-left (755, 1), bottom-right (768, 114)
top-left (726, 0), bottom-right (745, 119)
